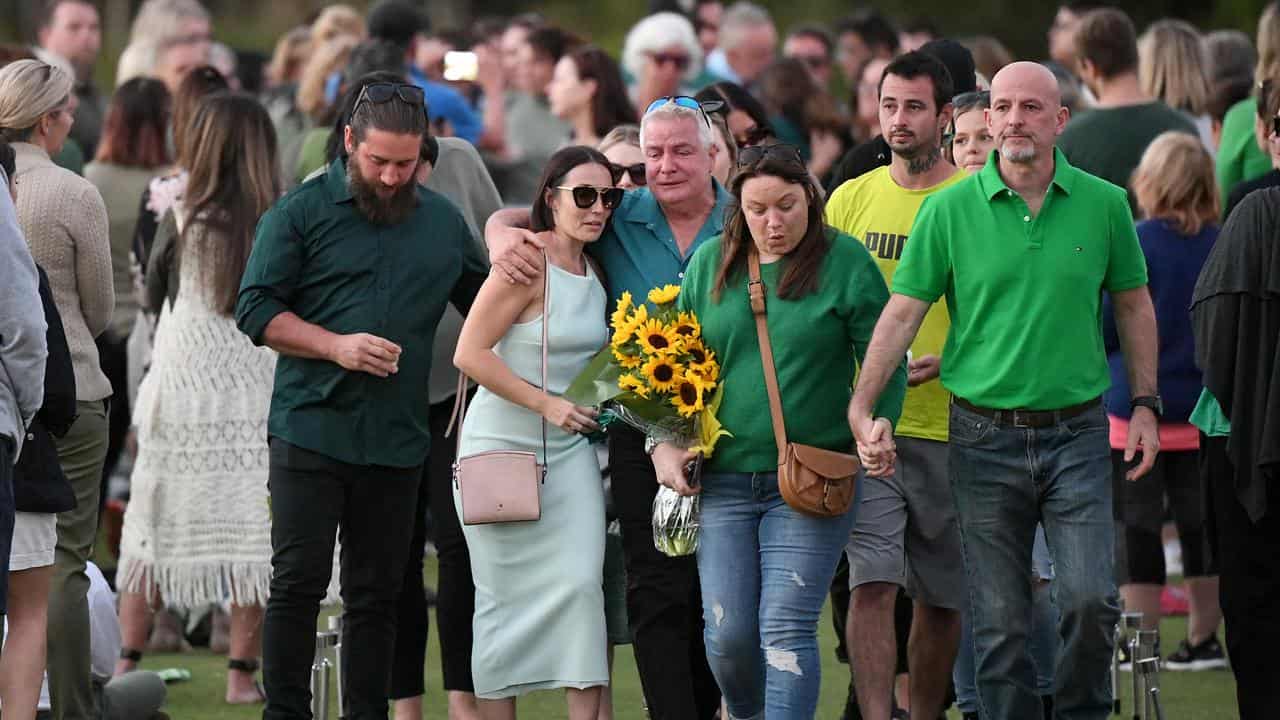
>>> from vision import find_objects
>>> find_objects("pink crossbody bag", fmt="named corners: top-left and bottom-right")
top-left (446, 263), bottom-right (550, 525)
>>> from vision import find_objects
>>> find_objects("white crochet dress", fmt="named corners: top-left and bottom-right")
top-left (118, 218), bottom-right (278, 608)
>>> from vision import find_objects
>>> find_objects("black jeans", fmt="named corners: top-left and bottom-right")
top-left (95, 332), bottom-right (129, 497)
top-left (609, 425), bottom-right (720, 720)
top-left (389, 394), bottom-right (476, 698)
top-left (262, 439), bottom-right (421, 720)
top-left (0, 434), bottom-right (13, 615)
top-left (1202, 434), bottom-right (1280, 719)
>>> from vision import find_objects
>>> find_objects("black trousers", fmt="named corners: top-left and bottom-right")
top-left (1202, 434), bottom-right (1280, 719)
top-left (389, 394), bottom-right (476, 698)
top-left (609, 425), bottom-right (720, 720)
top-left (96, 332), bottom-right (129, 503)
top-left (0, 435), bottom-right (13, 615)
top-left (262, 438), bottom-right (421, 720)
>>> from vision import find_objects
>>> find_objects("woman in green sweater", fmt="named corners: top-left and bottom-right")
top-left (651, 144), bottom-right (906, 719)
top-left (1216, 1), bottom-right (1280, 203)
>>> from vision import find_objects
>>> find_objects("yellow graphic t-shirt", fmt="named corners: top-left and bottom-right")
top-left (825, 165), bottom-right (968, 442)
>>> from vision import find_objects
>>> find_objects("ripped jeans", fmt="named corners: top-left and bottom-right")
top-left (695, 472), bottom-right (856, 719)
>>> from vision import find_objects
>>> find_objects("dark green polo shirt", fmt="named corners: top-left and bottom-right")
top-left (236, 158), bottom-right (488, 468)
top-left (589, 182), bottom-right (733, 314)
top-left (893, 148), bottom-right (1149, 410)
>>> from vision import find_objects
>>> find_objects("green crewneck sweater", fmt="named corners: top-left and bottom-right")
top-left (679, 230), bottom-right (907, 474)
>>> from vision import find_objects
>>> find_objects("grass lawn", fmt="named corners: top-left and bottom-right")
top-left (138, 557), bottom-right (1240, 720)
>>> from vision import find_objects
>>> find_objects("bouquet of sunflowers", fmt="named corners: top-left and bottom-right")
top-left (565, 284), bottom-right (731, 556)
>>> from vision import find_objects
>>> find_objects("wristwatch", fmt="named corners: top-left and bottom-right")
top-left (1130, 395), bottom-right (1164, 418)
top-left (644, 435), bottom-right (660, 456)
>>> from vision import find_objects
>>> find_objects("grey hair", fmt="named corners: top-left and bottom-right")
top-left (622, 12), bottom-right (703, 84)
top-left (719, 2), bottom-right (773, 51)
top-left (639, 100), bottom-right (713, 150)
top-left (129, 0), bottom-right (210, 43)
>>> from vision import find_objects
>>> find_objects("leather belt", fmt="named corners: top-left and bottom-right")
top-left (953, 396), bottom-right (1102, 429)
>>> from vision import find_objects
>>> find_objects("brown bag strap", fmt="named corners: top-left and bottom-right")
top-left (447, 254), bottom-right (551, 467)
top-left (747, 252), bottom-right (789, 462)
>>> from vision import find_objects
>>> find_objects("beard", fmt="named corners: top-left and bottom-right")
top-left (348, 162), bottom-right (419, 226)
top-left (998, 135), bottom-right (1039, 164)
top-left (889, 133), bottom-right (940, 174)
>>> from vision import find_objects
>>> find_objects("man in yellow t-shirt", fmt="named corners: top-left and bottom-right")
top-left (824, 50), bottom-right (967, 720)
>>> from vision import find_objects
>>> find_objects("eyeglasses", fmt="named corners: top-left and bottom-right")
top-left (648, 52), bottom-right (691, 71)
top-left (610, 162), bottom-right (646, 186)
top-left (737, 143), bottom-right (805, 168)
top-left (643, 96), bottom-right (725, 127)
top-left (555, 185), bottom-right (624, 209)
top-left (354, 82), bottom-right (426, 114)
top-left (734, 125), bottom-right (773, 148)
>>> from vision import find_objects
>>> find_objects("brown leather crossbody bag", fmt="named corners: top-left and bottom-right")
top-left (747, 253), bottom-right (860, 518)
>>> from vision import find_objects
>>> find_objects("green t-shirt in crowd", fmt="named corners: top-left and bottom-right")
top-left (1057, 101), bottom-right (1197, 212)
top-left (678, 230), bottom-right (907, 474)
top-left (1189, 388), bottom-right (1231, 437)
top-left (893, 148), bottom-right (1149, 410)
top-left (1216, 97), bottom-right (1274, 211)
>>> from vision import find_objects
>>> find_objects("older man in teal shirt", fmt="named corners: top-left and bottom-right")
top-left (486, 97), bottom-right (728, 720)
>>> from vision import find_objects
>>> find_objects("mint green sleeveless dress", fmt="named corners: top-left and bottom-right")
top-left (456, 262), bottom-right (610, 699)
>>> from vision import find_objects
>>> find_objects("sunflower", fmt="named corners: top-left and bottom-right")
top-left (636, 318), bottom-right (681, 356)
top-left (619, 373), bottom-right (650, 398)
top-left (672, 312), bottom-right (701, 339)
top-left (671, 375), bottom-right (707, 417)
top-left (687, 348), bottom-right (719, 384)
top-left (641, 355), bottom-right (684, 393)
top-left (613, 346), bottom-right (643, 369)
top-left (683, 341), bottom-right (709, 366)
top-left (610, 291), bottom-right (634, 330)
top-left (648, 284), bottom-right (681, 305)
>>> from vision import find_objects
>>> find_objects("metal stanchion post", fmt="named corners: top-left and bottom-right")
top-left (311, 628), bottom-right (339, 720)
top-left (1112, 621), bottom-right (1123, 715)
top-left (328, 614), bottom-right (344, 720)
top-left (1136, 657), bottom-right (1164, 720)
top-left (1135, 630), bottom-right (1160, 720)
top-left (1119, 612), bottom-right (1143, 718)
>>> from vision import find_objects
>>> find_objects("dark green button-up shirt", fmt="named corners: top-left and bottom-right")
top-left (236, 158), bottom-right (487, 468)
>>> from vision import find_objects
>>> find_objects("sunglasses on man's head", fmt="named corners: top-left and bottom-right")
top-left (643, 96), bottom-right (725, 127)
top-left (736, 143), bottom-right (805, 168)
top-left (354, 82), bottom-right (426, 113)
top-left (610, 162), bottom-right (646, 186)
top-left (555, 185), bottom-right (624, 210)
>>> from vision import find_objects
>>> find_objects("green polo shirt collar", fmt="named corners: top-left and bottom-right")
top-left (325, 157), bottom-right (353, 203)
top-left (976, 147), bottom-right (1077, 202)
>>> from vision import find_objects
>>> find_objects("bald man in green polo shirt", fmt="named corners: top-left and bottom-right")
top-left (847, 62), bottom-right (1160, 720)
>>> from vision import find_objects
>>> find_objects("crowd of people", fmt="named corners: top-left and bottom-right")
top-left (0, 0), bottom-right (1277, 719)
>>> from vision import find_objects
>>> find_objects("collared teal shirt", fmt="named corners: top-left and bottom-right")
top-left (894, 147), bottom-right (1149, 410)
top-left (589, 182), bottom-right (733, 312)
top-left (236, 158), bottom-right (488, 468)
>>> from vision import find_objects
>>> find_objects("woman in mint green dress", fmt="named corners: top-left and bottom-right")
top-left (453, 146), bottom-right (620, 719)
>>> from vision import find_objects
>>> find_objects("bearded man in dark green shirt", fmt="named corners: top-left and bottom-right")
top-left (236, 81), bottom-right (486, 720)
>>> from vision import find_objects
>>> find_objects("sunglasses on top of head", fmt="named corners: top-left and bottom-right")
top-left (736, 143), bottom-right (805, 168)
top-left (610, 162), bottom-right (646, 186)
top-left (555, 185), bottom-right (624, 210)
top-left (643, 96), bottom-right (725, 127)
top-left (354, 82), bottom-right (426, 113)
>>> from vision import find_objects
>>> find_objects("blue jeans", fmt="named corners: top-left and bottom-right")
top-left (695, 472), bottom-right (855, 719)
top-left (949, 403), bottom-right (1119, 720)
top-left (954, 527), bottom-right (1060, 713)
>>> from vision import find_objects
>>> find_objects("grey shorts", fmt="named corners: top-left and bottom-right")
top-left (846, 436), bottom-right (966, 609)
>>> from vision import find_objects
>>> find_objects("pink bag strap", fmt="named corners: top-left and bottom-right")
top-left (447, 253), bottom-right (551, 468)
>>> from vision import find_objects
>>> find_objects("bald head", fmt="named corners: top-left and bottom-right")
top-left (986, 61), bottom-right (1069, 165)
top-left (990, 61), bottom-right (1062, 108)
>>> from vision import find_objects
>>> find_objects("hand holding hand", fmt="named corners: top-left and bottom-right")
top-left (330, 333), bottom-right (402, 377)
top-left (540, 397), bottom-right (600, 435)
top-left (1124, 406), bottom-right (1160, 480)
top-left (652, 442), bottom-right (701, 496)
top-left (488, 229), bottom-right (546, 286)
top-left (907, 354), bottom-right (941, 387)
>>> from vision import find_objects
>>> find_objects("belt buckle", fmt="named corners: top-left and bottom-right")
top-left (1011, 410), bottom-right (1033, 428)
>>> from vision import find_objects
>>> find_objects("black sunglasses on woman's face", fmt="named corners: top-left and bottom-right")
top-left (610, 162), bottom-right (646, 186)
top-left (555, 185), bottom-right (624, 210)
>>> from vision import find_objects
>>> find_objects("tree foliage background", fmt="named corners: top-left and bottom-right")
top-left (0, 0), bottom-right (1271, 86)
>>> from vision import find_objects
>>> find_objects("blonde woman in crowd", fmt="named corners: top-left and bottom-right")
top-left (265, 26), bottom-right (312, 89)
top-left (0, 58), bottom-right (113, 720)
top-left (118, 93), bottom-right (282, 705)
top-left (115, 0), bottom-right (212, 87)
top-left (296, 35), bottom-right (360, 125)
top-left (311, 3), bottom-right (367, 46)
top-left (1139, 20), bottom-right (1214, 151)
